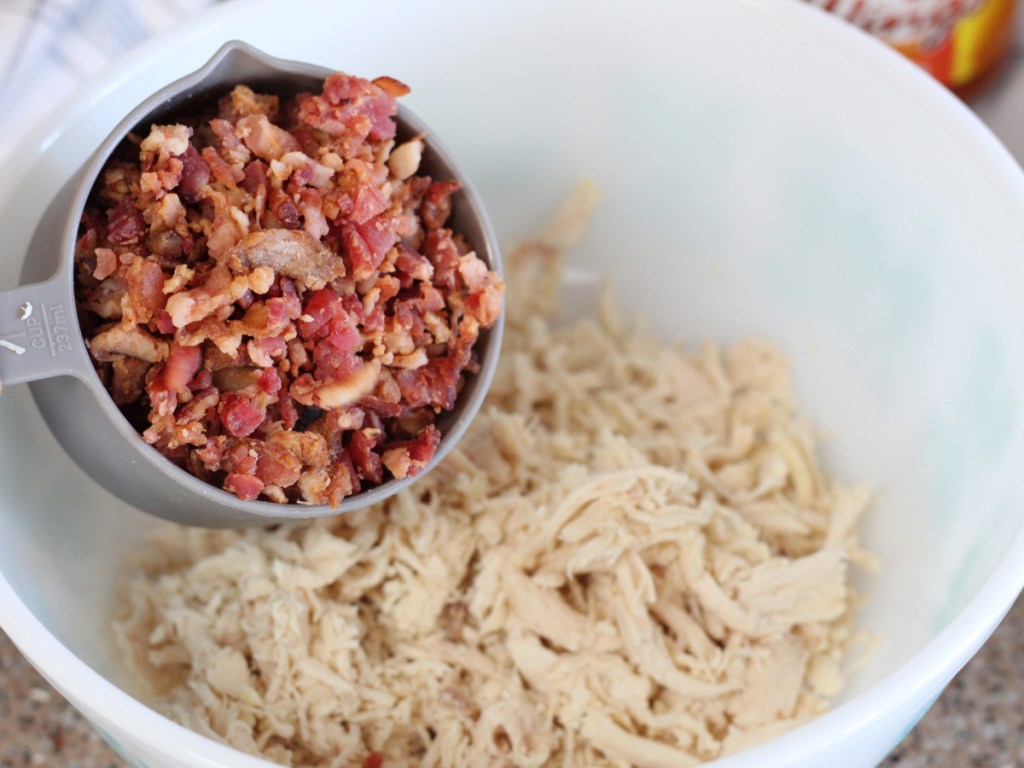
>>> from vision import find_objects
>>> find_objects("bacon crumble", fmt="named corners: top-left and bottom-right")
top-left (74, 72), bottom-right (503, 506)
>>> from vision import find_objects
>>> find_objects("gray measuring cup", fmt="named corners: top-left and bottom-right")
top-left (0, 40), bottom-right (503, 528)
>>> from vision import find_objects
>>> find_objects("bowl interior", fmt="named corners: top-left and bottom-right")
top-left (3, 0), bottom-right (1024, 762)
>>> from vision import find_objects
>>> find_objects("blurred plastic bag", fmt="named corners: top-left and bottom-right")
top-left (806, 0), bottom-right (1017, 97)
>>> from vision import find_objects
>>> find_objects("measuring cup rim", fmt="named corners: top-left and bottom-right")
top-left (54, 39), bottom-right (504, 522)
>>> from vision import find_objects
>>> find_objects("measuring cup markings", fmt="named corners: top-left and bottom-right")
top-left (0, 277), bottom-right (86, 388)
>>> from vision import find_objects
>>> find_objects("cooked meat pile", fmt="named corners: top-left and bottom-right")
top-left (115, 186), bottom-right (874, 767)
top-left (75, 73), bottom-right (503, 506)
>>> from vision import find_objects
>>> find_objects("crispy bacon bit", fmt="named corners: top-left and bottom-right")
top-left (254, 442), bottom-right (302, 487)
top-left (164, 266), bottom-right (274, 329)
top-left (343, 217), bottom-right (398, 280)
top-left (223, 84), bottom-right (278, 120)
top-left (271, 151), bottom-right (335, 189)
top-left (107, 198), bottom-right (146, 244)
top-left (349, 427), bottom-right (383, 484)
top-left (122, 256), bottom-right (168, 326)
top-left (162, 343), bottom-right (202, 393)
top-left (381, 424), bottom-right (441, 479)
top-left (241, 159), bottom-right (269, 196)
top-left (176, 387), bottom-right (218, 424)
top-left (299, 72), bottom-right (400, 142)
top-left (140, 124), bottom-right (192, 158)
top-left (352, 184), bottom-right (388, 224)
top-left (202, 145), bottom-right (244, 187)
top-left (327, 456), bottom-right (358, 504)
top-left (210, 118), bottom-right (252, 166)
top-left (93, 247), bottom-right (118, 281)
top-left (424, 229), bottom-right (461, 290)
top-left (257, 366), bottom-right (281, 394)
top-left (178, 144), bottom-right (211, 204)
top-left (224, 473), bottom-right (263, 501)
top-left (109, 357), bottom-right (151, 405)
top-left (237, 114), bottom-right (301, 160)
top-left (421, 180), bottom-right (460, 230)
top-left (77, 71), bottom-right (503, 506)
top-left (219, 393), bottom-right (265, 438)
top-left (267, 430), bottom-right (329, 467)
top-left (371, 76), bottom-right (411, 97)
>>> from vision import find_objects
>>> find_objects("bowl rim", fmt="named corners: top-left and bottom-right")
top-left (3, 0), bottom-right (1024, 764)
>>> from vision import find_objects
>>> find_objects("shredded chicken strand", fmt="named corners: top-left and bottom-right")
top-left (116, 183), bottom-right (873, 767)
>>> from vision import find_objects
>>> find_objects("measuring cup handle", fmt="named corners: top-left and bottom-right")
top-left (0, 276), bottom-right (89, 391)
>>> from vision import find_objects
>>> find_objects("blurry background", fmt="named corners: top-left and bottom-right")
top-left (0, 0), bottom-right (216, 164)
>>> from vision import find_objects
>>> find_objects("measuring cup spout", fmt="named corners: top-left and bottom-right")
top-left (0, 277), bottom-right (88, 391)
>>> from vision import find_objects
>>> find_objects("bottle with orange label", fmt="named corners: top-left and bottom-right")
top-left (807, 0), bottom-right (1018, 98)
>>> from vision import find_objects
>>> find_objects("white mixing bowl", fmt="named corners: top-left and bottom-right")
top-left (3, 0), bottom-right (1024, 766)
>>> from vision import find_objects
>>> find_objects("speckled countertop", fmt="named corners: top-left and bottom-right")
top-left (6, 19), bottom-right (1024, 768)
top-left (2, 592), bottom-right (1024, 767)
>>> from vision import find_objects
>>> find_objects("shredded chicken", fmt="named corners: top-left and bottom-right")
top-left (115, 184), bottom-right (874, 767)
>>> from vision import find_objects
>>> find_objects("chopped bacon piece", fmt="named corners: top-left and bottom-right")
top-left (421, 180), bottom-right (460, 230)
top-left (257, 366), bottom-right (281, 395)
top-left (278, 395), bottom-right (299, 430)
top-left (343, 216), bottom-right (398, 280)
top-left (268, 430), bottom-right (329, 467)
top-left (371, 76), bottom-right (410, 97)
top-left (123, 256), bottom-right (168, 325)
top-left (241, 159), bottom-right (269, 196)
top-left (189, 369), bottom-right (213, 391)
top-left (349, 427), bottom-right (383, 484)
top-left (107, 198), bottom-right (146, 244)
top-left (149, 230), bottom-right (184, 263)
top-left (352, 184), bottom-right (388, 225)
top-left (423, 229), bottom-right (461, 290)
top-left (201, 146), bottom-right (243, 187)
top-left (222, 84), bottom-right (278, 120)
top-left (394, 246), bottom-right (433, 284)
top-left (209, 118), bottom-right (252, 166)
top-left (298, 72), bottom-right (399, 142)
top-left (299, 287), bottom-right (346, 340)
top-left (93, 248), bottom-right (118, 281)
top-left (164, 265), bottom-right (274, 329)
top-left (152, 311), bottom-right (176, 335)
top-left (176, 387), bottom-right (219, 424)
top-left (109, 357), bottom-right (150, 406)
top-left (162, 343), bottom-right (202, 393)
top-left (466, 286), bottom-right (503, 327)
top-left (237, 114), bottom-right (301, 160)
top-left (77, 70), bottom-right (503, 507)
top-left (381, 424), bottom-right (441, 479)
top-left (268, 188), bottom-right (302, 229)
top-left (224, 473), bottom-right (263, 501)
top-left (327, 451), bottom-right (359, 503)
top-left (254, 443), bottom-right (302, 487)
top-left (219, 393), bottom-right (265, 438)
top-left (178, 144), bottom-right (211, 204)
